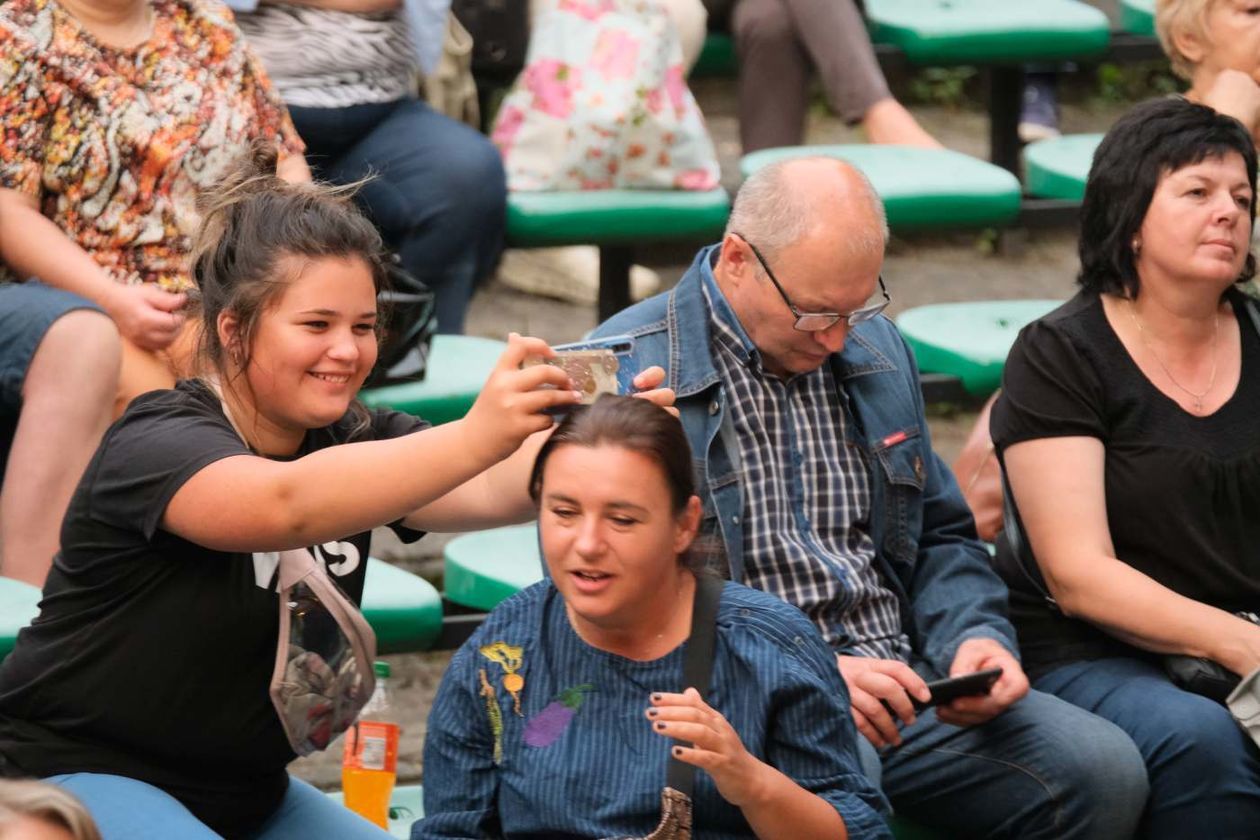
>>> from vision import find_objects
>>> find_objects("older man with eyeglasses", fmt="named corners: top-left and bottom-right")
top-left (591, 157), bottom-right (1149, 839)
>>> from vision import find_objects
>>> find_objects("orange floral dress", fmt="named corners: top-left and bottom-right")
top-left (0, 0), bottom-right (303, 291)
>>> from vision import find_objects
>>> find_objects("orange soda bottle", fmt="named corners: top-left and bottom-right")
top-left (342, 661), bottom-right (400, 828)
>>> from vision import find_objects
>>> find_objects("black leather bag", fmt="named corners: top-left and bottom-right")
top-left (1161, 611), bottom-right (1260, 704)
top-left (366, 256), bottom-right (436, 389)
top-left (451, 0), bottom-right (530, 80)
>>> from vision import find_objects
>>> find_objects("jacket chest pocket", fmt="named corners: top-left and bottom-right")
top-left (872, 427), bottom-right (926, 563)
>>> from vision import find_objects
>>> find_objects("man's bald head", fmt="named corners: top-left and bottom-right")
top-left (725, 157), bottom-right (889, 262)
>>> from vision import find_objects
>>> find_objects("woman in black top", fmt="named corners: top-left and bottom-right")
top-left (0, 152), bottom-right (672, 838)
top-left (992, 97), bottom-right (1260, 837)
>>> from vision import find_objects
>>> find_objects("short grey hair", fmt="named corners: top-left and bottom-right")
top-left (725, 157), bottom-right (889, 261)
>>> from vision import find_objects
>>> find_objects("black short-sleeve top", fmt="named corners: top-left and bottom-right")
top-left (0, 380), bottom-right (428, 836)
top-left (990, 289), bottom-right (1260, 679)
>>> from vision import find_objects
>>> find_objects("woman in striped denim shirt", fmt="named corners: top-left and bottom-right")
top-left (417, 396), bottom-right (889, 840)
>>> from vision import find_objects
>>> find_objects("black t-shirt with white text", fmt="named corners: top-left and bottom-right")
top-left (0, 380), bottom-right (428, 836)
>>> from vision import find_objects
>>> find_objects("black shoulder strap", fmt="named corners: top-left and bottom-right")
top-left (1001, 474), bottom-right (1058, 611)
top-left (666, 575), bottom-right (723, 797)
top-left (1244, 297), bottom-right (1260, 338)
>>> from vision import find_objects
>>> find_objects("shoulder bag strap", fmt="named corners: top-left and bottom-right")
top-left (1244, 296), bottom-right (1260, 338)
top-left (665, 575), bottom-right (723, 797)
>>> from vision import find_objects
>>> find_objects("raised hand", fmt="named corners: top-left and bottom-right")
top-left (460, 333), bottom-right (581, 464)
top-left (1200, 69), bottom-right (1260, 137)
top-left (647, 688), bottom-right (772, 807)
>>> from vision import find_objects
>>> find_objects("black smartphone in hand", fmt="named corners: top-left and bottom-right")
top-left (913, 667), bottom-right (1004, 712)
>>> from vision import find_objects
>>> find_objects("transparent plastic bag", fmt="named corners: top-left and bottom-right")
top-left (269, 549), bottom-right (378, 756)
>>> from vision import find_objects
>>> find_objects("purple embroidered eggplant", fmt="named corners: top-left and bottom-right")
top-left (523, 684), bottom-right (594, 747)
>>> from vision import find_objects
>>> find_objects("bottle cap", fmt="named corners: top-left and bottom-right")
top-left (374, 661), bottom-right (390, 679)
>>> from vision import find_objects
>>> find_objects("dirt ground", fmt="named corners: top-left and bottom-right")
top-left (290, 7), bottom-right (1142, 788)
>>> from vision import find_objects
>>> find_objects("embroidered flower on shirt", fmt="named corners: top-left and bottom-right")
top-left (479, 641), bottom-right (525, 716)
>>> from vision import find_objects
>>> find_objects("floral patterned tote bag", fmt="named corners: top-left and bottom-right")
top-left (492, 0), bottom-right (720, 191)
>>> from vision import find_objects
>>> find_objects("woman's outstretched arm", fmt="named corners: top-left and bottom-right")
top-left (162, 335), bottom-right (579, 550)
top-left (402, 367), bottom-right (676, 532)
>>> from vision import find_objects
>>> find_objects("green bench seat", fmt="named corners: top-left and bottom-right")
top-left (362, 558), bottom-right (443, 654)
top-left (897, 300), bottom-right (1062, 397)
top-left (1120, 0), bottom-right (1155, 37)
top-left (506, 189), bottom-right (731, 321)
top-left (0, 577), bottom-right (40, 661)
top-left (443, 524), bottom-right (542, 612)
top-left (693, 32), bottom-right (738, 78)
top-left (360, 335), bottom-right (506, 425)
top-left (1024, 134), bottom-right (1103, 202)
top-left (697, 0), bottom-right (1116, 76)
top-left (507, 189), bottom-right (730, 247)
top-left (741, 146), bottom-right (1022, 229)
top-left (864, 0), bottom-right (1110, 65)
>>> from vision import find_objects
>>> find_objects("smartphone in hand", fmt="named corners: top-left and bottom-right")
top-left (521, 336), bottom-right (638, 412)
top-left (913, 667), bottom-right (1004, 711)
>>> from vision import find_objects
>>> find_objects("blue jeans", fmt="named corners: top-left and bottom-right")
top-left (1037, 657), bottom-right (1260, 839)
top-left (0, 280), bottom-right (102, 477)
top-left (858, 688), bottom-right (1149, 839)
top-left (288, 99), bottom-right (507, 334)
top-left (48, 773), bottom-right (392, 839)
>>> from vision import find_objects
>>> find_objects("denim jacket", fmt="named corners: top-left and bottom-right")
top-left (593, 247), bottom-right (1017, 676)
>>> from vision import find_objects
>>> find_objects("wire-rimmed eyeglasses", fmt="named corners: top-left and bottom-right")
top-left (733, 232), bottom-right (890, 332)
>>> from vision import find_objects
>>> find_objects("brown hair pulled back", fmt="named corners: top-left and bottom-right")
top-left (530, 396), bottom-right (712, 573)
top-left (188, 144), bottom-right (390, 383)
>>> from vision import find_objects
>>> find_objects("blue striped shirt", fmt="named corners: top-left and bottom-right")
top-left (416, 580), bottom-right (890, 839)
top-left (702, 268), bottom-right (912, 662)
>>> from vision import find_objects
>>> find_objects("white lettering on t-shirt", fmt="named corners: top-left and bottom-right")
top-left (312, 541), bottom-right (360, 577)
top-left (251, 541), bottom-right (359, 590)
top-left (253, 551), bottom-right (281, 589)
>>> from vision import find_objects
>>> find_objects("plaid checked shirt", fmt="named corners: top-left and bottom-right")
top-left (702, 273), bottom-right (912, 662)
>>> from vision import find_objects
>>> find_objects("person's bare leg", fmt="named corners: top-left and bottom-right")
top-left (0, 310), bottom-right (120, 586)
top-left (860, 98), bottom-right (943, 148)
top-left (778, 0), bottom-right (942, 148)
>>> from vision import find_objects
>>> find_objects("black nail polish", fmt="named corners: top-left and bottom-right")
top-left (651, 693), bottom-right (662, 702)
top-left (647, 708), bottom-right (658, 717)
top-left (672, 746), bottom-right (682, 757)
top-left (655, 721), bottom-right (666, 730)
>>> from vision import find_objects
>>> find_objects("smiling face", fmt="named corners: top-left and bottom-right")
top-left (539, 443), bottom-right (701, 647)
top-left (1135, 152), bottom-right (1254, 291)
top-left (221, 254), bottom-right (379, 453)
